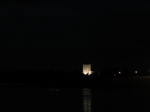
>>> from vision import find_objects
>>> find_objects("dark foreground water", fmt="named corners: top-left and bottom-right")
top-left (1, 86), bottom-right (150, 112)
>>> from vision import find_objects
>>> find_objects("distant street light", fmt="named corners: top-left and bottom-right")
top-left (135, 71), bottom-right (138, 74)
top-left (118, 71), bottom-right (121, 74)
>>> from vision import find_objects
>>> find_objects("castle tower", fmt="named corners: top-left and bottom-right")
top-left (83, 62), bottom-right (92, 75)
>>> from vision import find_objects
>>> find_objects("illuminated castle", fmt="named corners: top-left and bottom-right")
top-left (82, 62), bottom-right (93, 75)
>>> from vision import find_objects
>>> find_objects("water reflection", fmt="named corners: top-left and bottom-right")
top-left (83, 88), bottom-right (92, 112)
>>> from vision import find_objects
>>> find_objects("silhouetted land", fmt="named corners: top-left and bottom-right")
top-left (0, 68), bottom-right (150, 89)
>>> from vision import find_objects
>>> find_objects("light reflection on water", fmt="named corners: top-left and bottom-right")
top-left (83, 88), bottom-right (92, 112)
top-left (2, 87), bottom-right (150, 112)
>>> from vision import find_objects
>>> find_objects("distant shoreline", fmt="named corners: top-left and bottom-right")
top-left (1, 76), bottom-right (150, 89)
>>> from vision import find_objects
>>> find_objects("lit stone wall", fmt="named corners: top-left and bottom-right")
top-left (83, 64), bottom-right (92, 75)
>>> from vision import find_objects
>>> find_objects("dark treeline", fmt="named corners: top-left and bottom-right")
top-left (0, 67), bottom-right (150, 88)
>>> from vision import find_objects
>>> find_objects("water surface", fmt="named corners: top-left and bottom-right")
top-left (0, 87), bottom-right (150, 112)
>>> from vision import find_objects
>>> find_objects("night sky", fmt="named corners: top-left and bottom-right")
top-left (0, 0), bottom-right (150, 71)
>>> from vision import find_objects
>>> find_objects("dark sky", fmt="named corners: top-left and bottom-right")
top-left (0, 0), bottom-right (150, 71)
